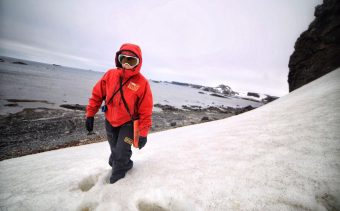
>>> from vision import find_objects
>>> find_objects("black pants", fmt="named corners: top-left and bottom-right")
top-left (105, 119), bottom-right (133, 174)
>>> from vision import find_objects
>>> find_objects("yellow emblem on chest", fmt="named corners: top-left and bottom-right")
top-left (128, 82), bottom-right (140, 91)
top-left (124, 137), bottom-right (133, 145)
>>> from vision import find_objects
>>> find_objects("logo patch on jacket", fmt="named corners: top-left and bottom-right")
top-left (124, 137), bottom-right (133, 145)
top-left (128, 82), bottom-right (140, 91)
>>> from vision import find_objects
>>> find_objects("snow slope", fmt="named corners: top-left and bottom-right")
top-left (0, 68), bottom-right (339, 211)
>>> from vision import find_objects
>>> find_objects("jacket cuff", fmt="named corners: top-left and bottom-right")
top-left (139, 128), bottom-right (149, 137)
top-left (86, 106), bottom-right (96, 118)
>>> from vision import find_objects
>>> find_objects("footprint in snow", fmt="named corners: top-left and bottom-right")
top-left (78, 169), bottom-right (112, 192)
top-left (78, 173), bottom-right (101, 192)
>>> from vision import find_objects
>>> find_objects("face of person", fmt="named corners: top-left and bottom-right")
top-left (122, 61), bottom-right (134, 70)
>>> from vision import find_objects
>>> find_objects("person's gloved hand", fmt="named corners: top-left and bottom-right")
top-left (86, 117), bottom-right (94, 133)
top-left (138, 136), bottom-right (147, 149)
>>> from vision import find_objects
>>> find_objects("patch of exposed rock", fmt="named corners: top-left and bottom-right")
top-left (288, 0), bottom-right (340, 92)
top-left (0, 103), bottom-right (257, 160)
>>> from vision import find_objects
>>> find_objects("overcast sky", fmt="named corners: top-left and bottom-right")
top-left (0, 0), bottom-right (321, 96)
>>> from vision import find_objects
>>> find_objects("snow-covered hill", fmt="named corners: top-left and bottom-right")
top-left (0, 68), bottom-right (339, 210)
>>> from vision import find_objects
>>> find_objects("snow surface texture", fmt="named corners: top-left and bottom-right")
top-left (0, 68), bottom-right (340, 211)
top-left (0, 57), bottom-right (262, 115)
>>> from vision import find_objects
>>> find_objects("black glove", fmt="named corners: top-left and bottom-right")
top-left (86, 117), bottom-right (94, 133)
top-left (138, 136), bottom-right (147, 149)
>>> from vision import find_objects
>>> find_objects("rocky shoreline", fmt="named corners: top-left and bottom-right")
top-left (0, 103), bottom-right (255, 160)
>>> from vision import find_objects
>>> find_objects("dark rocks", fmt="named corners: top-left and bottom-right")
top-left (6, 99), bottom-right (54, 104)
top-left (155, 81), bottom-right (237, 97)
top-left (238, 97), bottom-right (261, 103)
top-left (247, 92), bottom-right (260, 98)
top-left (202, 87), bottom-right (216, 92)
top-left (262, 95), bottom-right (279, 104)
top-left (151, 104), bottom-right (258, 134)
top-left (198, 91), bottom-right (205, 94)
top-left (201, 116), bottom-right (210, 122)
top-left (217, 84), bottom-right (234, 95)
top-left (210, 93), bottom-right (227, 98)
top-left (288, 0), bottom-right (340, 92)
top-left (182, 105), bottom-right (202, 111)
top-left (191, 84), bottom-right (204, 89)
top-left (171, 81), bottom-right (190, 87)
top-left (315, 193), bottom-right (340, 211)
top-left (4, 103), bottom-right (19, 107)
top-left (154, 104), bottom-right (180, 111)
top-left (206, 106), bottom-right (224, 113)
top-left (181, 104), bottom-right (254, 114)
top-left (170, 122), bottom-right (177, 127)
top-left (12, 61), bottom-right (28, 65)
top-left (0, 108), bottom-right (107, 161)
top-left (169, 81), bottom-right (204, 89)
top-left (60, 104), bottom-right (86, 111)
top-left (235, 105), bottom-right (255, 115)
top-left (0, 58), bottom-right (4, 62)
top-left (151, 105), bottom-right (236, 134)
top-left (1, 103), bottom-right (259, 160)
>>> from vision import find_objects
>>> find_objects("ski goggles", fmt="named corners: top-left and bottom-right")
top-left (118, 54), bottom-right (140, 67)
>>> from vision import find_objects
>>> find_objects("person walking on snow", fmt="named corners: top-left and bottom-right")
top-left (85, 43), bottom-right (153, 184)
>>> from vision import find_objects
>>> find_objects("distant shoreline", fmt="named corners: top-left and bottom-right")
top-left (0, 56), bottom-right (272, 160)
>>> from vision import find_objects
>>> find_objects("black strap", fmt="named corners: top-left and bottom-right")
top-left (119, 77), bottom-right (134, 120)
top-left (106, 76), bottom-right (133, 105)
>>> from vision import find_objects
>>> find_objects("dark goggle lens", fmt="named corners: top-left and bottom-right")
top-left (118, 54), bottom-right (139, 66)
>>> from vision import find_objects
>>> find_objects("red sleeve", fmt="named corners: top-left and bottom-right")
top-left (86, 73), bottom-right (108, 117)
top-left (138, 81), bottom-right (153, 137)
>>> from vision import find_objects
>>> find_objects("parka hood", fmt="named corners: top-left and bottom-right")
top-left (115, 43), bottom-right (143, 78)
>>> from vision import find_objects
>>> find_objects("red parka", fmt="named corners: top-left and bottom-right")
top-left (86, 43), bottom-right (153, 137)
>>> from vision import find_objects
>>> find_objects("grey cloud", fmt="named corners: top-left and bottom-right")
top-left (0, 0), bottom-right (322, 96)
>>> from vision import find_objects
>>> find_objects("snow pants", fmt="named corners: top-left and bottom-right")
top-left (105, 119), bottom-right (133, 174)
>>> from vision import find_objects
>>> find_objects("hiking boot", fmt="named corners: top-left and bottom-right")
top-left (108, 154), bottom-right (114, 167)
top-left (125, 160), bottom-right (133, 171)
top-left (110, 171), bottom-right (125, 184)
top-left (109, 160), bottom-right (133, 184)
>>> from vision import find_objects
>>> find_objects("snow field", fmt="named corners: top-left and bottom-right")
top-left (0, 69), bottom-right (339, 210)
